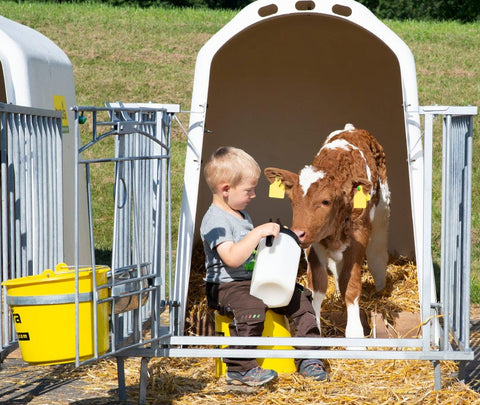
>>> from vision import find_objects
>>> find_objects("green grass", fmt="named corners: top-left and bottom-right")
top-left (1, 2), bottom-right (479, 301)
top-left (387, 19), bottom-right (480, 301)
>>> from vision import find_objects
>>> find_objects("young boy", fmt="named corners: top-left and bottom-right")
top-left (200, 146), bottom-right (329, 387)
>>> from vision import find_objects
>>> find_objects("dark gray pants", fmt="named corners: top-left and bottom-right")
top-left (207, 280), bottom-right (321, 373)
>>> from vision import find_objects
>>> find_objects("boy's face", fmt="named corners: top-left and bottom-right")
top-left (226, 176), bottom-right (258, 211)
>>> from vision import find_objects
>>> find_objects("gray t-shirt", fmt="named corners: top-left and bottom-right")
top-left (200, 204), bottom-right (256, 283)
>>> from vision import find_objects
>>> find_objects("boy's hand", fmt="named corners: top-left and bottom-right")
top-left (255, 222), bottom-right (280, 240)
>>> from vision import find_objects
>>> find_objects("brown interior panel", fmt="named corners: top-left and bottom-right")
top-left (195, 14), bottom-right (414, 258)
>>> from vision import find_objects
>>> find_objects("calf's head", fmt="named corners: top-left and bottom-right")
top-left (264, 166), bottom-right (372, 248)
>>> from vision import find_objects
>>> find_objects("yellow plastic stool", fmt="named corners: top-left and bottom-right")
top-left (215, 309), bottom-right (296, 376)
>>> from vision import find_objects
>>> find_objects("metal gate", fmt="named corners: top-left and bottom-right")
top-left (70, 103), bottom-right (178, 365)
top-left (0, 103), bottom-right (63, 360)
top-left (421, 106), bottom-right (477, 382)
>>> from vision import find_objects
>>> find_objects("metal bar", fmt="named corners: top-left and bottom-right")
top-left (461, 115), bottom-right (473, 349)
top-left (422, 111), bottom-right (434, 351)
top-left (138, 357), bottom-right (149, 405)
top-left (74, 110), bottom-right (81, 367)
top-left (433, 360), bottom-right (442, 390)
top-left (31, 115), bottom-right (40, 272)
top-left (111, 133), bottom-right (123, 343)
top-left (8, 114), bottom-right (18, 280)
top-left (168, 335), bottom-right (422, 347)
top-left (133, 128), bottom-right (143, 344)
top-left (0, 111), bottom-right (8, 349)
top-left (54, 116), bottom-right (64, 264)
top-left (24, 114), bottom-right (33, 275)
top-left (419, 105), bottom-right (477, 116)
top-left (39, 116), bottom-right (47, 270)
top-left (0, 102), bottom-right (62, 118)
top-left (458, 360), bottom-right (466, 383)
top-left (440, 114), bottom-right (449, 351)
top-left (85, 163), bottom-right (99, 358)
top-left (78, 154), bottom-right (171, 165)
top-left (43, 117), bottom-right (52, 267)
top-left (165, 114), bottom-right (173, 314)
top-left (18, 114), bottom-right (27, 277)
top-left (163, 347), bottom-right (473, 361)
top-left (7, 292), bottom-right (94, 305)
top-left (116, 357), bottom-right (127, 402)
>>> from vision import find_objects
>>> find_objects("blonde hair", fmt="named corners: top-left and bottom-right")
top-left (204, 146), bottom-right (261, 193)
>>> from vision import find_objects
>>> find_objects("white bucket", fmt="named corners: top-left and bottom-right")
top-left (250, 227), bottom-right (301, 307)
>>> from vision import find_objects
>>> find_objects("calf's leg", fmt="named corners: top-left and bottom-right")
top-left (305, 246), bottom-right (328, 335)
top-left (366, 182), bottom-right (390, 291)
top-left (340, 236), bottom-right (368, 349)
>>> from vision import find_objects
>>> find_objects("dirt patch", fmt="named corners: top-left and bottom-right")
top-left (0, 354), bottom-right (122, 404)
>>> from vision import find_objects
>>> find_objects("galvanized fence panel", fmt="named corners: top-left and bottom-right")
top-left (420, 106), bottom-right (475, 357)
top-left (439, 109), bottom-right (474, 351)
top-left (72, 103), bottom-right (177, 366)
top-left (0, 103), bottom-right (63, 359)
top-left (2, 102), bottom-right (475, 395)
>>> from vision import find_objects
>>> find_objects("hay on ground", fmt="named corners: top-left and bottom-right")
top-left (69, 244), bottom-right (479, 404)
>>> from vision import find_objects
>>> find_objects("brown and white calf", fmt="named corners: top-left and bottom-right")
top-left (265, 124), bottom-right (390, 343)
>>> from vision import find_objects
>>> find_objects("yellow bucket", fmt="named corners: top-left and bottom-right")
top-left (2, 263), bottom-right (110, 365)
top-left (215, 310), bottom-right (296, 376)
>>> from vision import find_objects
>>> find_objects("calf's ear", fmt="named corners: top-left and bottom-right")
top-left (342, 178), bottom-right (373, 199)
top-left (264, 167), bottom-right (298, 194)
top-left (353, 179), bottom-right (373, 196)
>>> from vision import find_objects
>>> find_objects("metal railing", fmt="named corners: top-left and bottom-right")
top-left (421, 106), bottom-right (477, 385)
top-left (71, 103), bottom-right (178, 368)
top-left (1, 102), bottom-right (476, 400)
top-left (0, 103), bottom-right (63, 359)
top-left (157, 106), bottom-right (476, 392)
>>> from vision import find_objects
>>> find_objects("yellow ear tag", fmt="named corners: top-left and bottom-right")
top-left (353, 185), bottom-right (370, 209)
top-left (269, 176), bottom-right (285, 199)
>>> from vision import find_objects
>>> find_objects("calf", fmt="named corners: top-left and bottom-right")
top-left (265, 124), bottom-right (390, 342)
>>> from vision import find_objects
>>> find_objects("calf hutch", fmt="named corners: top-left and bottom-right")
top-left (175, 0), bottom-right (474, 394)
top-left (0, 1), bottom-right (476, 404)
top-left (0, 16), bottom-right (91, 267)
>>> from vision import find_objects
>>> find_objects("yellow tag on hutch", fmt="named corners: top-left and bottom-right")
top-left (269, 177), bottom-right (285, 199)
top-left (353, 185), bottom-right (370, 209)
top-left (53, 95), bottom-right (69, 133)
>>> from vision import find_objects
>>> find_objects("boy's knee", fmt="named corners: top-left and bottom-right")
top-left (287, 284), bottom-right (315, 315)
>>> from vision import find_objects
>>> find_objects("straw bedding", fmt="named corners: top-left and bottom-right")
top-left (76, 354), bottom-right (478, 404)
top-left (75, 244), bottom-right (480, 404)
top-left (184, 243), bottom-right (421, 338)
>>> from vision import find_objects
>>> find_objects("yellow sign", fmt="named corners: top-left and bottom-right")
top-left (53, 95), bottom-right (69, 133)
top-left (269, 177), bottom-right (285, 199)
